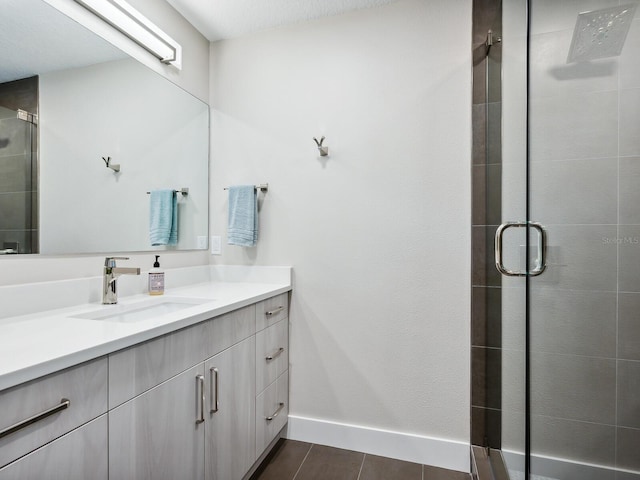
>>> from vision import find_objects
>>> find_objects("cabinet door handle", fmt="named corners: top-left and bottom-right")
top-left (266, 402), bottom-right (285, 422)
top-left (265, 347), bottom-right (285, 361)
top-left (209, 367), bottom-right (219, 414)
top-left (0, 398), bottom-right (70, 440)
top-left (196, 375), bottom-right (205, 424)
top-left (265, 306), bottom-right (284, 317)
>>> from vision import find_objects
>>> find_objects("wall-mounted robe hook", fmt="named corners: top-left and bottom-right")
top-left (313, 136), bottom-right (329, 157)
top-left (103, 156), bottom-right (120, 173)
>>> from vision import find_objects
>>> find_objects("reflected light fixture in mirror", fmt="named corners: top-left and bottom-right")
top-left (73, 0), bottom-right (182, 69)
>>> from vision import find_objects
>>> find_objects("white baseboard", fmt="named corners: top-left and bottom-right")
top-left (285, 415), bottom-right (470, 473)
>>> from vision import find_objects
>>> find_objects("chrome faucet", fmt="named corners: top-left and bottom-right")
top-left (102, 257), bottom-right (141, 304)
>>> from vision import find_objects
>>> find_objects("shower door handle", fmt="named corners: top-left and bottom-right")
top-left (528, 222), bottom-right (547, 276)
top-left (495, 222), bottom-right (547, 277)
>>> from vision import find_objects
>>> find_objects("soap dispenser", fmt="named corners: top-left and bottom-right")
top-left (148, 255), bottom-right (165, 296)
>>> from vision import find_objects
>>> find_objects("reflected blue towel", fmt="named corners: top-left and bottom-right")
top-left (149, 189), bottom-right (177, 246)
top-left (227, 185), bottom-right (257, 247)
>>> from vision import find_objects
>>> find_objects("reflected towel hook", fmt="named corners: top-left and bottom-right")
top-left (103, 156), bottom-right (120, 173)
top-left (313, 136), bottom-right (328, 157)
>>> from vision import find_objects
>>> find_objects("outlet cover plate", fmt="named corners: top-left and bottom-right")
top-left (197, 236), bottom-right (208, 249)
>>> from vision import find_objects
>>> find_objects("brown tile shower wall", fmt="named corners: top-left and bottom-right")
top-left (471, 0), bottom-right (502, 449)
top-left (0, 76), bottom-right (38, 254)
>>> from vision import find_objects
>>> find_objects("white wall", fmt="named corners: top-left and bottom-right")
top-left (0, 0), bottom-right (210, 286)
top-left (209, 0), bottom-right (472, 465)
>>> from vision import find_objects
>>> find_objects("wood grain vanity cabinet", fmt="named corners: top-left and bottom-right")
top-left (0, 416), bottom-right (108, 480)
top-left (109, 364), bottom-right (206, 480)
top-left (0, 358), bottom-right (108, 478)
top-left (255, 293), bottom-right (290, 455)
top-left (205, 336), bottom-right (256, 480)
top-left (0, 292), bottom-right (290, 480)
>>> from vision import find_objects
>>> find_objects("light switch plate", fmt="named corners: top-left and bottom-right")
top-left (197, 236), bottom-right (208, 249)
top-left (210, 235), bottom-right (221, 255)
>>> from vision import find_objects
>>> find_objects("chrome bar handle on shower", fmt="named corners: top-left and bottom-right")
top-left (528, 222), bottom-right (547, 277)
top-left (494, 222), bottom-right (547, 277)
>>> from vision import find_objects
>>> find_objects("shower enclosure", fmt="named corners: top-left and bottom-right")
top-left (473, 1), bottom-right (640, 479)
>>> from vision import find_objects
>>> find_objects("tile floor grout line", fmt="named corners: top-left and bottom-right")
top-left (356, 453), bottom-right (366, 480)
top-left (291, 443), bottom-right (314, 480)
top-left (421, 463), bottom-right (424, 480)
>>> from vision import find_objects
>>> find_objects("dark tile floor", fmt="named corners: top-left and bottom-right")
top-left (252, 439), bottom-right (471, 480)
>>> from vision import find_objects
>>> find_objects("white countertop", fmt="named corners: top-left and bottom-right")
top-left (0, 266), bottom-right (291, 391)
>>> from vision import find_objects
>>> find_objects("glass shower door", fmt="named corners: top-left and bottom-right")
top-left (527, 1), bottom-right (640, 479)
top-left (496, 0), bottom-right (528, 478)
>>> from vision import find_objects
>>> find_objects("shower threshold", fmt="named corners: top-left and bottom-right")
top-left (472, 445), bottom-right (510, 480)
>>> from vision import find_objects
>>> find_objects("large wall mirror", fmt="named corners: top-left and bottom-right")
top-left (0, 0), bottom-right (209, 255)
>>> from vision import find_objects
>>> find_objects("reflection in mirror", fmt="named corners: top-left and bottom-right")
top-left (0, 0), bottom-right (209, 255)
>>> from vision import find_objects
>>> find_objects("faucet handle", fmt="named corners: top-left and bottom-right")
top-left (104, 256), bottom-right (130, 267)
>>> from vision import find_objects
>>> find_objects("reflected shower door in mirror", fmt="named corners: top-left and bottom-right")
top-left (0, 0), bottom-right (209, 255)
top-left (0, 80), bottom-right (38, 254)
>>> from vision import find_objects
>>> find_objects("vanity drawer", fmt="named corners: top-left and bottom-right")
top-left (0, 358), bottom-right (108, 469)
top-left (256, 319), bottom-right (288, 393)
top-left (109, 320), bottom-right (207, 408)
top-left (255, 293), bottom-right (289, 331)
top-left (256, 371), bottom-right (289, 455)
top-left (0, 415), bottom-right (108, 480)
top-left (203, 304), bottom-right (256, 359)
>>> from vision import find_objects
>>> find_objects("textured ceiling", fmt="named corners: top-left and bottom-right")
top-left (166, 0), bottom-right (401, 41)
top-left (1, 0), bottom-right (126, 84)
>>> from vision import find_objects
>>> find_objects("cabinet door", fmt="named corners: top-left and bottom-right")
top-left (205, 336), bottom-right (256, 480)
top-left (0, 415), bottom-right (107, 480)
top-left (109, 364), bottom-right (205, 480)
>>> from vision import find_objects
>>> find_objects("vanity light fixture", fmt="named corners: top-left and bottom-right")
top-left (73, 0), bottom-right (182, 69)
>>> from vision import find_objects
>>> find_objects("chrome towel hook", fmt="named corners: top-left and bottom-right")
top-left (313, 136), bottom-right (329, 157)
top-left (102, 156), bottom-right (120, 173)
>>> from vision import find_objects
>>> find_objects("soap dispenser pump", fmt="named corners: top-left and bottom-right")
top-left (148, 255), bottom-right (165, 296)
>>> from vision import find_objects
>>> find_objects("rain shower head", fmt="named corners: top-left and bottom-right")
top-left (567, 4), bottom-right (637, 63)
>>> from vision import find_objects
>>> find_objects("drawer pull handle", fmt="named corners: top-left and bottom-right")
top-left (266, 347), bottom-right (285, 361)
top-left (266, 402), bottom-right (285, 422)
top-left (210, 367), bottom-right (219, 414)
top-left (265, 306), bottom-right (284, 317)
top-left (0, 398), bottom-right (70, 440)
top-left (196, 375), bottom-right (205, 424)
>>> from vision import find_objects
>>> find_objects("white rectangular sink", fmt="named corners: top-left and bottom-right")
top-left (71, 297), bottom-right (211, 323)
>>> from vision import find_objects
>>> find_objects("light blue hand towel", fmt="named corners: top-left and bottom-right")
top-left (149, 189), bottom-right (177, 246)
top-left (227, 185), bottom-right (258, 247)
